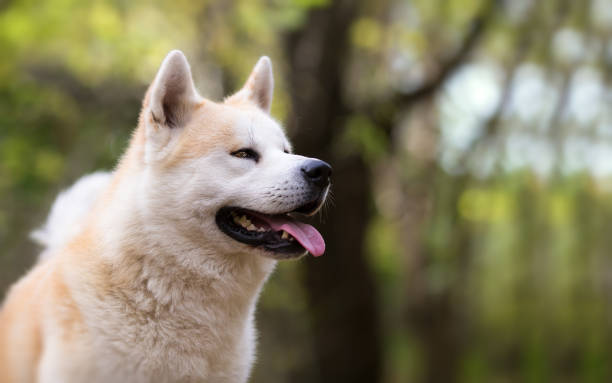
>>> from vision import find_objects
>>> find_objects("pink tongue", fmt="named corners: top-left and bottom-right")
top-left (252, 213), bottom-right (325, 257)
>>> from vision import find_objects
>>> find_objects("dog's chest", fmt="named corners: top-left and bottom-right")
top-left (76, 284), bottom-right (257, 383)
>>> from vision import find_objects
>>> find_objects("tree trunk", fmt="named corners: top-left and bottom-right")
top-left (284, 1), bottom-right (382, 382)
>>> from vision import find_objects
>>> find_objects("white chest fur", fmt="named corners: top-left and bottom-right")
top-left (55, 239), bottom-right (276, 383)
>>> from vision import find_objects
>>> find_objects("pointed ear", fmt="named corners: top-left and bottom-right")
top-left (148, 50), bottom-right (199, 128)
top-left (227, 56), bottom-right (274, 113)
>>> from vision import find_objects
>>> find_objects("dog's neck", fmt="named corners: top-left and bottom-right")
top-left (62, 164), bottom-right (277, 382)
top-left (74, 163), bottom-right (276, 343)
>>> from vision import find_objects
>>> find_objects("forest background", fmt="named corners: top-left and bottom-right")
top-left (1, 0), bottom-right (611, 381)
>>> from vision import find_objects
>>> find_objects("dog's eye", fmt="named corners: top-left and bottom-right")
top-left (231, 148), bottom-right (259, 162)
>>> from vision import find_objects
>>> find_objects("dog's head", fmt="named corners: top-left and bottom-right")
top-left (133, 51), bottom-right (330, 260)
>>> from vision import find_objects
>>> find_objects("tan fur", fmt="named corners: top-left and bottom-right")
top-left (0, 52), bottom-right (322, 383)
top-left (0, 257), bottom-right (88, 383)
top-left (164, 102), bottom-right (246, 169)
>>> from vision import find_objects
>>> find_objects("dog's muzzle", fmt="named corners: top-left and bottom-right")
top-left (215, 158), bottom-right (332, 259)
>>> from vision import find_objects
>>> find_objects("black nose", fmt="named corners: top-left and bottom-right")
top-left (301, 159), bottom-right (332, 188)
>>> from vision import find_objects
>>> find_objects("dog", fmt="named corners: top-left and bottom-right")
top-left (0, 51), bottom-right (331, 383)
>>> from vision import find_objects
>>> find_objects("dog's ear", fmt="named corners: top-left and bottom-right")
top-left (148, 50), bottom-right (199, 128)
top-left (227, 56), bottom-right (274, 113)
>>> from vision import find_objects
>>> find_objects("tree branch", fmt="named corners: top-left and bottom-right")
top-left (393, 8), bottom-right (492, 106)
top-left (360, 1), bottom-right (497, 145)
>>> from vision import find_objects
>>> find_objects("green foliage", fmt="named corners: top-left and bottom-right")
top-left (339, 114), bottom-right (388, 162)
top-left (1, 0), bottom-right (612, 382)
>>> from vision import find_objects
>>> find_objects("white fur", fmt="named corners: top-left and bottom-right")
top-left (30, 171), bottom-right (111, 261)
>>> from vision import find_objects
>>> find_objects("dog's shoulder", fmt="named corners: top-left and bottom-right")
top-left (0, 259), bottom-right (52, 380)
top-left (0, 253), bottom-right (88, 383)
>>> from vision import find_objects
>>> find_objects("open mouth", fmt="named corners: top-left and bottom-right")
top-left (215, 206), bottom-right (325, 258)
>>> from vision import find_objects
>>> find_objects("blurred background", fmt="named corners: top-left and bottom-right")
top-left (1, 0), bottom-right (611, 381)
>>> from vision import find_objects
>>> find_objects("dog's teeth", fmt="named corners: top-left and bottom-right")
top-left (237, 215), bottom-right (252, 228)
top-left (247, 224), bottom-right (256, 231)
top-left (257, 227), bottom-right (266, 232)
top-left (281, 231), bottom-right (289, 240)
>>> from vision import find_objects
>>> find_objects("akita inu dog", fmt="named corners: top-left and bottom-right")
top-left (0, 51), bottom-right (331, 383)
